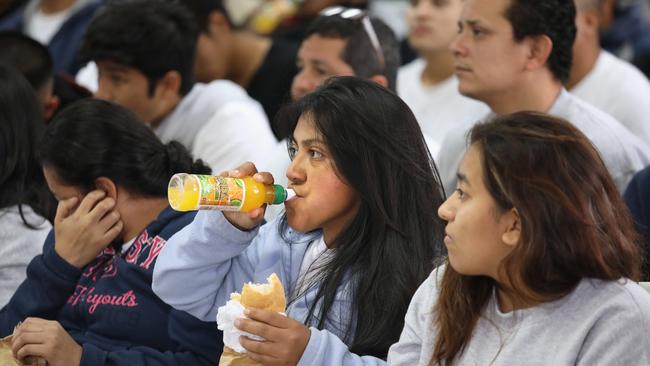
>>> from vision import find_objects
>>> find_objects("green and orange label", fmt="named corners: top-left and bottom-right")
top-left (197, 175), bottom-right (245, 211)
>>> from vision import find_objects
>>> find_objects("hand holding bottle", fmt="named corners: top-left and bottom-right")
top-left (222, 162), bottom-right (272, 231)
top-left (168, 162), bottom-right (295, 230)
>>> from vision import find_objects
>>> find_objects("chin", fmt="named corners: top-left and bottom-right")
top-left (285, 213), bottom-right (315, 234)
top-left (457, 84), bottom-right (481, 101)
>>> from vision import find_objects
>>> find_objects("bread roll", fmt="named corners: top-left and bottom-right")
top-left (0, 336), bottom-right (46, 366)
top-left (239, 273), bottom-right (286, 313)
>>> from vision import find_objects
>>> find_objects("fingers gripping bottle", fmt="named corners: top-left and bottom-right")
top-left (168, 173), bottom-right (295, 212)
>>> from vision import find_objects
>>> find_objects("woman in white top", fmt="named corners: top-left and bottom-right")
top-left (0, 64), bottom-right (55, 306)
top-left (388, 111), bottom-right (650, 365)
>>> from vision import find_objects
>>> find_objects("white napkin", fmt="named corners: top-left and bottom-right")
top-left (216, 299), bottom-right (265, 353)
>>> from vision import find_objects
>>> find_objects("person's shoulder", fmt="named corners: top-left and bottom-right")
top-left (579, 278), bottom-right (650, 322)
top-left (397, 59), bottom-right (425, 86)
top-left (411, 264), bottom-right (446, 306)
top-left (563, 91), bottom-right (629, 131)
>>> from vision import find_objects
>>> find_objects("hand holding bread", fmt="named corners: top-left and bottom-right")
top-left (217, 274), bottom-right (309, 366)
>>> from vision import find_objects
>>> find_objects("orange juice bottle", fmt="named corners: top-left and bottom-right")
top-left (168, 173), bottom-right (294, 212)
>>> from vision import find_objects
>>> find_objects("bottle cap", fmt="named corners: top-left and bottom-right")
top-left (272, 185), bottom-right (287, 204)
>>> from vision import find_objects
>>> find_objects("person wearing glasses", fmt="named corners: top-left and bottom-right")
top-left (263, 6), bottom-right (439, 220)
top-left (290, 7), bottom-right (398, 101)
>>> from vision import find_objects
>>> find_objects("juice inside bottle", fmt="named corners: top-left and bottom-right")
top-left (168, 174), bottom-right (201, 211)
top-left (168, 173), bottom-right (292, 212)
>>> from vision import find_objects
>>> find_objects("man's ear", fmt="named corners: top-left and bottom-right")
top-left (501, 208), bottom-right (521, 247)
top-left (206, 10), bottom-right (231, 36)
top-left (597, 0), bottom-right (616, 30)
top-left (368, 74), bottom-right (389, 89)
top-left (524, 35), bottom-right (553, 72)
top-left (94, 176), bottom-right (118, 201)
top-left (155, 70), bottom-right (182, 99)
top-left (43, 94), bottom-right (60, 121)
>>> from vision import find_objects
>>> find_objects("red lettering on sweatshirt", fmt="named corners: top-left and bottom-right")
top-left (125, 231), bottom-right (148, 264)
top-left (140, 236), bottom-right (166, 270)
top-left (68, 286), bottom-right (139, 314)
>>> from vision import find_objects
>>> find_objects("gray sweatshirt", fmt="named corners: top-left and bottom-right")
top-left (387, 267), bottom-right (650, 365)
top-left (0, 205), bottom-right (50, 307)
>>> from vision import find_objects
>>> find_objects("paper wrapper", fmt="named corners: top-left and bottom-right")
top-left (0, 336), bottom-right (47, 366)
top-left (217, 299), bottom-right (265, 366)
top-left (218, 346), bottom-right (262, 366)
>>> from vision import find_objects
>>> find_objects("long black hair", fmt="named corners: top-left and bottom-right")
top-left (38, 98), bottom-right (211, 195)
top-left (277, 76), bottom-right (446, 358)
top-left (0, 63), bottom-right (55, 225)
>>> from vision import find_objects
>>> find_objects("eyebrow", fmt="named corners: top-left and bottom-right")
top-left (104, 64), bottom-right (128, 73)
top-left (290, 136), bottom-right (326, 147)
top-left (457, 172), bottom-right (471, 187)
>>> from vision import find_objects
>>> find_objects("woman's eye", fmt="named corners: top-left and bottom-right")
top-left (310, 150), bottom-right (323, 159)
top-left (455, 188), bottom-right (465, 199)
top-left (287, 146), bottom-right (297, 160)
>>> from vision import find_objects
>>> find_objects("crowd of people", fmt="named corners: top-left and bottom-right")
top-left (1, 0), bottom-right (650, 365)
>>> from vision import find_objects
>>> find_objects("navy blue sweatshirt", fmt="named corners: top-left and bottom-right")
top-left (0, 206), bottom-right (222, 365)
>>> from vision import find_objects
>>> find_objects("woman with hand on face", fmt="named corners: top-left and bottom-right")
top-left (0, 99), bottom-right (221, 366)
top-left (152, 76), bottom-right (447, 366)
top-left (0, 64), bottom-right (56, 307)
top-left (388, 112), bottom-right (650, 365)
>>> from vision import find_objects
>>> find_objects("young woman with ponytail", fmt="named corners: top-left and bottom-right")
top-left (0, 99), bottom-right (221, 366)
top-left (389, 111), bottom-right (650, 365)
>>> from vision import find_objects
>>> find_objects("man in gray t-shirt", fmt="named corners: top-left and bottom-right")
top-left (436, 0), bottom-right (650, 195)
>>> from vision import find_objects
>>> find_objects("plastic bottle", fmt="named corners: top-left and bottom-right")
top-left (168, 173), bottom-right (294, 212)
top-left (249, 0), bottom-right (301, 35)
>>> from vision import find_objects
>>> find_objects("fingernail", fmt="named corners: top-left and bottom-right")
top-left (244, 308), bottom-right (251, 316)
top-left (231, 169), bottom-right (240, 175)
top-left (234, 319), bottom-right (241, 328)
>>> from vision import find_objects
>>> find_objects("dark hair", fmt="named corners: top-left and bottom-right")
top-left (432, 112), bottom-right (642, 364)
top-left (179, 0), bottom-right (231, 31)
top-left (306, 15), bottom-right (400, 91)
top-left (0, 31), bottom-right (53, 91)
top-left (504, 0), bottom-right (576, 83)
top-left (278, 76), bottom-right (446, 358)
top-left (38, 99), bottom-right (211, 197)
top-left (80, 0), bottom-right (198, 96)
top-left (0, 64), bottom-right (55, 226)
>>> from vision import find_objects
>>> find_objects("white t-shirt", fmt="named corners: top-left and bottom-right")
top-left (571, 50), bottom-right (650, 146)
top-left (294, 236), bottom-right (332, 297)
top-left (25, 4), bottom-right (76, 44)
top-left (397, 59), bottom-right (489, 161)
top-left (388, 267), bottom-right (650, 365)
top-left (436, 89), bottom-right (650, 195)
top-left (154, 80), bottom-right (277, 174)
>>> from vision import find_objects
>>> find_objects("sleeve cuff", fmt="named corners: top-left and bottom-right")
top-left (42, 247), bottom-right (82, 282)
top-left (298, 327), bottom-right (322, 366)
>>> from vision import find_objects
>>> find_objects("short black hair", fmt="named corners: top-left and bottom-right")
top-left (179, 0), bottom-right (231, 32)
top-left (39, 99), bottom-right (211, 197)
top-left (0, 31), bottom-right (53, 91)
top-left (305, 15), bottom-right (400, 92)
top-left (505, 0), bottom-right (577, 83)
top-left (80, 0), bottom-right (198, 96)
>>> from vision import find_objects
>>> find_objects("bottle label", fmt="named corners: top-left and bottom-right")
top-left (196, 176), bottom-right (245, 211)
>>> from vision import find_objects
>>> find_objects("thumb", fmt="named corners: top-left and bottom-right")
top-left (55, 197), bottom-right (79, 224)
